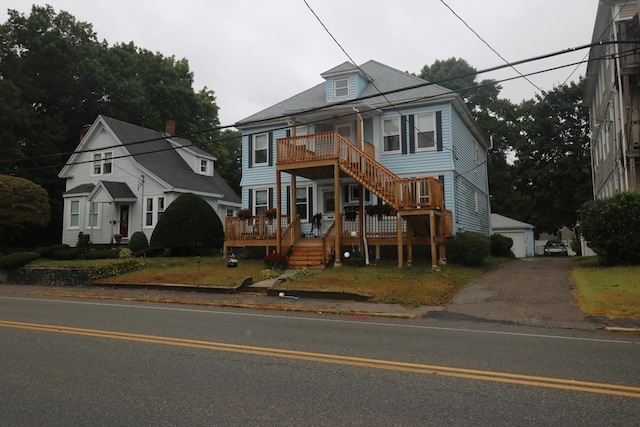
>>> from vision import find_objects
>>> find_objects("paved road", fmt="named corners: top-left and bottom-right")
top-left (1, 294), bottom-right (639, 425)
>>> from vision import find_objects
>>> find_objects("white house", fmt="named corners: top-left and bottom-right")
top-left (58, 115), bottom-right (240, 246)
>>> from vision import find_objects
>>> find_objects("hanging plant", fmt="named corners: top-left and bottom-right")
top-left (264, 208), bottom-right (277, 219)
top-left (237, 208), bottom-right (252, 219)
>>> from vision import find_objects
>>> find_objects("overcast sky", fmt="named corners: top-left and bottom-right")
top-left (2, 0), bottom-right (598, 127)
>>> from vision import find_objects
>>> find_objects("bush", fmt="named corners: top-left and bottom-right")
top-left (84, 248), bottom-right (119, 260)
top-left (490, 234), bottom-right (515, 258)
top-left (0, 252), bottom-right (41, 269)
top-left (264, 253), bottom-right (287, 269)
top-left (51, 248), bottom-right (82, 260)
top-left (76, 232), bottom-right (90, 248)
top-left (127, 231), bottom-right (149, 254)
top-left (447, 231), bottom-right (490, 267)
top-left (133, 247), bottom-right (163, 258)
top-left (36, 244), bottom-right (70, 258)
top-left (578, 191), bottom-right (640, 265)
top-left (150, 193), bottom-right (224, 255)
top-left (89, 259), bottom-right (147, 280)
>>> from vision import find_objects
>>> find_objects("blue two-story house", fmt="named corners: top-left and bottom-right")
top-left (227, 60), bottom-right (489, 268)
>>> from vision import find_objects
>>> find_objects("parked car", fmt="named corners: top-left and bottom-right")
top-left (544, 240), bottom-right (568, 256)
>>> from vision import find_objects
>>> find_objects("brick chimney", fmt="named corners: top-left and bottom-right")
top-left (80, 124), bottom-right (91, 142)
top-left (165, 119), bottom-right (176, 136)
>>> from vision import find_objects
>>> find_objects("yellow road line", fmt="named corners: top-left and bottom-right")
top-left (2, 320), bottom-right (639, 398)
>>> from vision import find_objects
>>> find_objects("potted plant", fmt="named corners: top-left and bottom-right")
top-left (237, 208), bottom-right (252, 220)
top-left (113, 233), bottom-right (123, 244)
top-left (264, 208), bottom-right (277, 219)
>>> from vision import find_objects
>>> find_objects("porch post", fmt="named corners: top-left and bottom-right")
top-left (430, 210), bottom-right (437, 267)
top-left (276, 170), bottom-right (282, 253)
top-left (358, 184), bottom-right (365, 258)
top-left (397, 212), bottom-right (403, 268)
top-left (290, 174), bottom-right (297, 233)
top-left (406, 218), bottom-right (413, 265)
top-left (334, 163), bottom-right (342, 267)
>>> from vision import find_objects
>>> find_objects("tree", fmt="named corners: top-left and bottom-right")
top-left (512, 80), bottom-right (592, 233)
top-left (578, 192), bottom-right (640, 265)
top-left (150, 193), bottom-right (223, 255)
top-left (0, 5), bottom-right (231, 246)
top-left (0, 175), bottom-right (50, 251)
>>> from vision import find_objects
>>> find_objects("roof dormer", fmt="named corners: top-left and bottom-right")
top-left (321, 61), bottom-right (370, 103)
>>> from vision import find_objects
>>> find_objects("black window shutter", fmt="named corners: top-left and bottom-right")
top-left (438, 174), bottom-right (445, 183)
top-left (248, 135), bottom-right (253, 168)
top-left (436, 111), bottom-right (443, 152)
top-left (248, 189), bottom-right (253, 214)
top-left (268, 187), bottom-right (274, 209)
top-left (286, 186), bottom-right (290, 216)
top-left (308, 187), bottom-right (314, 221)
top-left (286, 129), bottom-right (291, 137)
top-left (365, 189), bottom-right (371, 202)
top-left (268, 132), bottom-right (274, 166)
top-left (343, 184), bottom-right (349, 203)
top-left (409, 115), bottom-right (416, 154)
top-left (401, 115), bottom-right (408, 155)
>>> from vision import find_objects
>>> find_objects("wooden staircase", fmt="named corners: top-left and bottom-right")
top-left (286, 239), bottom-right (326, 270)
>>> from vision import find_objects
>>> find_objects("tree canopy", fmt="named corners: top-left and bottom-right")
top-left (0, 5), bottom-right (239, 246)
top-left (419, 57), bottom-right (592, 235)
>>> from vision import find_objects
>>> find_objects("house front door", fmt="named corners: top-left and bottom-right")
top-left (119, 205), bottom-right (130, 237)
top-left (336, 123), bottom-right (355, 145)
top-left (319, 188), bottom-right (336, 235)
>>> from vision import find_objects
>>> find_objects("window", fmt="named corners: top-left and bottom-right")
top-left (88, 202), bottom-right (99, 227)
top-left (145, 198), bottom-right (154, 227)
top-left (254, 189), bottom-right (268, 216)
top-left (296, 187), bottom-right (308, 220)
top-left (144, 196), bottom-right (165, 227)
top-left (70, 200), bottom-right (79, 228)
top-left (92, 151), bottom-right (113, 175)
top-left (226, 208), bottom-right (234, 217)
top-left (415, 113), bottom-right (436, 151)
top-left (348, 185), bottom-right (360, 203)
top-left (253, 133), bottom-right (268, 166)
top-left (200, 159), bottom-right (209, 174)
top-left (383, 118), bottom-right (400, 152)
top-left (334, 78), bottom-right (349, 98)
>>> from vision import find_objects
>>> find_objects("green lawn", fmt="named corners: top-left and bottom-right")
top-left (572, 257), bottom-right (640, 319)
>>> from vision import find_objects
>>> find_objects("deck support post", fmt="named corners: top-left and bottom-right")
top-left (334, 163), bottom-right (342, 267)
top-left (406, 218), bottom-right (413, 265)
top-left (397, 212), bottom-right (403, 268)
top-left (430, 210), bottom-right (437, 267)
top-left (276, 170), bottom-right (282, 253)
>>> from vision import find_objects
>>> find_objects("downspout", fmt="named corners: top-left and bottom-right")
top-left (613, 9), bottom-right (630, 191)
top-left (353, 106), bottom-right (370, 265)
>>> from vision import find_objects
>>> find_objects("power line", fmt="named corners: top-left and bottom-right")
top-left (1, 42), bottom-right (632, 175)
top-left (439, 0), bottom-right (544, 94)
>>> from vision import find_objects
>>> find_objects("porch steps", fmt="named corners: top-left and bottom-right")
top-left (286, 240), bottom-right (326, 270)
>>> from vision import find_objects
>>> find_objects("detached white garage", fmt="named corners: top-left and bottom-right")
top-left (490, 213), bottom-right (535, 258)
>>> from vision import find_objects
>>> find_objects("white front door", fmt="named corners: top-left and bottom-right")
top-left (319, 188), bottom-right (336, 235)
top-left (336, 123), bottom-right (355, 144)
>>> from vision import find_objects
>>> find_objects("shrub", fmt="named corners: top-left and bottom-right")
top-left (447, 231), bottom-right (490, 267)
top-left (118, 248), bottom-right (133, 259)
top-left (578, 191), bottom-right (640, 265)
top-left (36, 244), bottom-right (70, 258)
top-left (150, 193), bottom-right (224, 255)
top-left (0, 252), bottom-right (41, 269)
top-left (51, 248), bottom-right (82, 260)
top-left (127, 231), bottom-right (149, 254)
top-left (76, 232), bottom-right (90, 248)
top-left (133, 247), bottom-right (163, 258)
top-left (84, 248), bottom-right (119, 260)
top-left (261, 268), bottom-right (281, 279)
top-left (490, 234), bottom-right (515, 258)
top-left (89, 259), bottom-right (147, 280)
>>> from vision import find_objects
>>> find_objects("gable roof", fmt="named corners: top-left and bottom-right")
top-left (96, 116), bottom-right (239, 204)
top-left (88, 181), bottom-right (137, 203)
top-left (236, 60), bottom-right (457, 127)
top-left (491, 213), bottom-right (535, 231)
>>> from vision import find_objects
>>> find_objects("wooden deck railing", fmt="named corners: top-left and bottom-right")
top-left (279, 215), bottom-right (300, 253)
top-left (321, 221), bottom-right (336, 264)
top-left (225, 215), bottom-right (290, 240)
top-left (277, 132), bottom-right (445, 211)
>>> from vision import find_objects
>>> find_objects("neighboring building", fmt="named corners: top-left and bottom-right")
top-left (491, 213), bottom-right (535, 258)
top-left (585, 0), bottom-right (640, 199)
top-left (58, 116), bottom-right (241, 246)
top-left (228, 60), bottom-right (489, 268)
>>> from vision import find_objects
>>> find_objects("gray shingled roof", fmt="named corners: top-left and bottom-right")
top-left (101, 116), bottom-right (240, 204)
top-left (64, 183), bottom-right (95, 195)
top-left (100, 181), bottom-right (137, 201)
top-left (236, 60), bottom-right (454, 127)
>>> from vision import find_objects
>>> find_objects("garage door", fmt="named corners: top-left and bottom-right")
top-left (499, 231), bottom-right (526, 258)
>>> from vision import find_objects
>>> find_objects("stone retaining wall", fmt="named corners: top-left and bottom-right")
top-left (0, 268), bottom-right (90, 286)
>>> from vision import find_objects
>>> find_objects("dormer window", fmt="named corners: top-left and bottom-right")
top-left (334, 78), bottom-right (349, 98)
top-left (200, 158), bottom-right (209, 174)
top-left (92, 151), bottom-right (113, 175)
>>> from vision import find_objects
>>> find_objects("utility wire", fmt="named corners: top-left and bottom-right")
top-left (439, 0), bottom-right (544, 94)
top-left (1, 48), bottom-right (620, 176)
